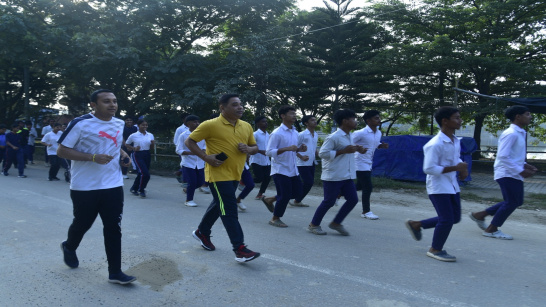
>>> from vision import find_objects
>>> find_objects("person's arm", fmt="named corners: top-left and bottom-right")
top-left (185, 137), bottom-right (223, 167)
top-left (238, 143), bottom-right (258, 155)
top-left (6, 140), bottom-right (18, 150)
top-left (57, 144), bottom-right (114, 164)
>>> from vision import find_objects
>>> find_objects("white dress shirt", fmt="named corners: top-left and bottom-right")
top-left (173, 124), bottom-right (188, 146)
top-left (266, 123), bottom-right (299, 176)
top-left (318, 128), bottom-right (357, 181)
top-left (42, 130), bottom-right (62, 155)
top-left (353, 126), bottom-right (382, 171)
top-left (297, 129), bottom-right (319, 166)
top-left (249, 129), bottom-right (270, 166)
top-left (423, 131), bottom-right (462, 194)
top-left (176, 130), bottom-right (205, 169)
top-left (126, 131), bottom-right (154, 151)
top-left (494, 124), bottom-right (527, 181)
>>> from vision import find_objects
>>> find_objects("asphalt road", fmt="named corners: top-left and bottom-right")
top-left (1, 165), bottom-right (545, 306)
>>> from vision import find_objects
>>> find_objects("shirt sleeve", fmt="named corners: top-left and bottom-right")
top-left (318, 134), bottom-right (337, 161)
top-left (60, 123), bottom-right (81, 149)
top-left (247, 125), bottom-right (256, 146)
top-left (175, 133), bottom-right (187, 155)
top-left (423, 143), bottom-right (444, 176)
top-left (266, 131), bottom-right (280, 158)
top-left (189, 121), bottom-right (209, 143)
top-left (126, 134), bottom-right (134, 145)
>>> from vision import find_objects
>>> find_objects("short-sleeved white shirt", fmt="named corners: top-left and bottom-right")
top-left (249, 129), bottom-right (270, 166)
top-left (422, 132), bottom-right (462, 195)
top-left (174, 124), bottom-right (188, 146)
top-left (59, 113), bottom-right (124, 191)
top-left (494, 124), bottom-right (527, 181)
top-left (353, 126), bottom-right (382, 171)
top-left (176, 130), bottom-right (205, 169)
top-left (42, 130), bottom-right (62, 155)
top-left (296, 129), bottom-right (319, 166)
top-left (126, 131), bottom-right (154, 151)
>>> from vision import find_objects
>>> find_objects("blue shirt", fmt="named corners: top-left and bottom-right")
top-left (6, 132), bottom-right (21, 149)
top-left (0, 134), bottom-right (6, 147)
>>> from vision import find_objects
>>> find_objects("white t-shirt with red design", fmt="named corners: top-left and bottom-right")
top-left (59, 113), bottom-right (124, 191)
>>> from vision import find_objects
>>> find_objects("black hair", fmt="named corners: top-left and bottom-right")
top-left (136, 119), bottom-right (147, 126)
top-left (11, 123), bottom-right (19, 128)
top-left (434, 106), bottom-right (460, 127)
top-left (254, 115), bottom-right (267, 124)
top-left (123, 115), bottom-right (133, 120)
top-left (363, 110), bottom-right (380, 122)
top-left (185, 115), bottom-right (200, 123)
top-left (90, 89), bottom-right (114, 103)
top-left (301, 115), bottom-right (315, 125)
top-left (333, 109), bottom-right (356, 126)
top-left (505, 105), bottom-right (530, 122)
top-left (278, 105), bottom-right (296, 118)
top-left (53, 123), bottom-right (62, 127)
top-left (218, 94), bottom-right (239, 105)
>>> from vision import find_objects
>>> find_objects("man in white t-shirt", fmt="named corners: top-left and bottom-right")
top-left (41, 118), bottom-right (55, 166)
top-left (41, 123), bottom-right (63, 181)
top-left (57, 89), bottom-right (136, 284)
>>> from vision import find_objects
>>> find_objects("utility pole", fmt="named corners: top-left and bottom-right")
top-left (24, 66), bottom-right (30, 120)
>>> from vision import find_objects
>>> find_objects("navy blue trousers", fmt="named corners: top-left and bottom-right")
top-left (272, 174), bottom-right (302, 218)
top-left (486, 177), bottom-right (524, 227)
top-left (237, 168), bottom-right (255, 200)
top-left (356, 171), bottom-right (373, 212)
top-left (311, 179), bottom-right (358, 226)
top-left (3, 148), bottom-right (24, 176)
top-left (251, 163), bottom-right (271, 195)
top-left (420, 193), bottom-right (461, 251)
top-left (131, 150), bottom-right (151, 192)
top-left (296, 165), bottom-right (315, 203)
top-left (183, 166), bottom-right (205, 201)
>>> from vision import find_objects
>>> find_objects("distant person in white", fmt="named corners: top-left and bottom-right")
top-left (405, 106), bottom-right (468, 262)
top-left (249, 116), bottom-right (271, 200)
top-left (57, 89), bottom-right (136, 284)
top-left (125, 119), bottom-right (155, 198)
top-left (292, 115), bottom-right (319, 207)
top-left (41, 123), bottom-right (63, 181)
top-left (176, 115), bottom-right (205, 207)
top-left (353, 110), bottom-right (389, 220)
top-left (469, 105), bottom-right (537, 240)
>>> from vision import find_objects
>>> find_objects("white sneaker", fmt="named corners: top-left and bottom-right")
top-left (237, 201), bottom-right (247, 211)
top-left (123, 175), bottom-right (129, 179)
top-left (482, 230), bottom-right (513, 240)
top-left (185, 200), bottom-right (198, 207)
top-left (199, 186), bottom-right (211, 194)
top-left (361, 211), bottom-right (379, 220)
top-left (237, 184), bottom-right (245, 191)
top-left (334, 199), bottom-right (340, 206)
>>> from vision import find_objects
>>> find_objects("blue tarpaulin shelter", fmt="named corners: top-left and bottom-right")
top-left (371, 135), bottom-right (478, 182)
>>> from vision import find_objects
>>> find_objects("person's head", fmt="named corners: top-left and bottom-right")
top-left (123, 116), bottom-right (133, 127)
top-left (48, 118), bottom-right (55, 126)
top-left (61, 123), bottom-right (67, 131)
top-left (218, 94), bottom-right (243, 120)
top-left (185, 115), bottom-right (200, 131)
top-left (363, 110), bottom-right (381, 128)
top-left (434, 106), bottom-right (461, 129)
top-left (25, 120), bottom-right (32, 128)
top-left (53, 123), bottom-right (62, 133)
top-left (0, 124), bottom-right (6, 134)
top-left (301, 115), bottom-right (317, 129)
top-left (136, 119), bottom-right (148, 132)
top-left (90, 89), bottom-right (117, 120)
top-left (278, 105), bottom-right (297, 125)
top-left (333, 109), bottom-right (357, 130)
top-left (254, 115), bottom-right (268, 131)
top-left (11, 123), bottom-right (20, 132)
top-left (17, 120), bottom-right (24, 128)
top-left (505, 105), bottom-right (531, 126)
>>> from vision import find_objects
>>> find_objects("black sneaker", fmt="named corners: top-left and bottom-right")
top-left (60, 241), bottom-right (79, 268)
top-left (18, 175), bottom-right (27, 178)
top-left (192, 229), bottom-right (215, 251)
top-left (108, 271), bottom-right (137, 285)
top-left (139, 191), bottom-right (146, 198)
top-left (130, 189), bottom-right (139, 196)
top-left (234, 245), bottom-right (260, 262)
top-left (52, 177), bottom-right (60, 181)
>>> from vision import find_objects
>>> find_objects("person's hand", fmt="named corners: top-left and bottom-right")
top-left (299, 155), bottom-right (309, 161)
top-left (135, 146), bottom-right (141, 152)
top-left (521, 169), bottom-right (536, 178)
top-left (238, 143), bottom-right (250, 153)
top-left (13, 146), bottom-right (19, 150)
top-left (455, 162), bottom-right (468, 172)
top-left (379, 143), bottom-right (389, 149)
top-left (458, 169), bottom-right (469, 181)
top-left (203, 154), bottom-right (225, 167)
top-left (297, 144), bottom-right (308, 152)
top-left (356, 145), bottom-right (368, 154)
top-left (343, 145), bottom-right (359, 154)
top-left (524, 164), bottom-right (538, 172)
top-left (94, 154), bottom-right (114, 165)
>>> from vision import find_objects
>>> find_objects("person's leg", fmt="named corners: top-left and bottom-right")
top-left (66, 190), bottom-right (101, 251)
top-left (310, 181), bottom-right (339, 226)
top-left (211, 181), bottom-right (245, 249)
top-left (272, 174), bottom-right (293, 219)
top-left (121, 146), bottom-right (129, 175)
top-left (15, 149), bottom-right (25, 176)
top-left (332, 180), bottom-right (359, 224)
top-left (49, 155), bottom-right (61, 179)
top-left (295, 165), bottom-right (314, 203)
top-left (97, 187), bottom-right (124, 274)
top-left (184, 166), bottom-right (197, 201)
top-left (428, 194), bottom-right (459, 252)
top-left (130, 152), bottom-right (141, 191)
top-left (3, 148), bottom-right (14, 173)
top-left (237, 168), bottom-right (255, 200)
top-left (138, 151), bottom-right (151, 191)
top-left (258, 165), bottom-right (271, 196)
top-left (357, 171), bottom-right (373, 213)
top-left (251, 163), bottom-right (263, 183)
top-left (28, 144), bottom-right (35, 163)
top-left (488, 178), bottom-right (524, 229)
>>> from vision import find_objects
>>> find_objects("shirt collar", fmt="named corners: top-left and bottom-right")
top-left (509, 123), bottom-right (526, 134)
top-left (280, 123), bottom-right (295, 131)
top-left (438, 131), bottom-right (455, 143)
top-left (219, 114), bottom-right (239, 127)
top-left (336, 128), bottom-right (350, 136)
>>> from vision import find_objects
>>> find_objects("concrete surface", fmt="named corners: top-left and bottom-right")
top-left (1, 164), bottom-right (545, 307)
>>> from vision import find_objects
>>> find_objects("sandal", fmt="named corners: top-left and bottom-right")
top-left (269, 219), bottom-right (288, 228)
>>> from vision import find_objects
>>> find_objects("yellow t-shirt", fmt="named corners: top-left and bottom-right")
top-left (189, 114), bottom-right (256, 182)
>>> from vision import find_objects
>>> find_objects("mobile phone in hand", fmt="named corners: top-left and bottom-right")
top-left (216, 152), bottom-right (228, 161)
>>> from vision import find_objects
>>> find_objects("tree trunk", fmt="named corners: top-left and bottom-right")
top-left (472, 112), bottom-right (487, 160)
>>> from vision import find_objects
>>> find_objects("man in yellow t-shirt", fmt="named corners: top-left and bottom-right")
top-left (185, 94), bottom-right (261, 262)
